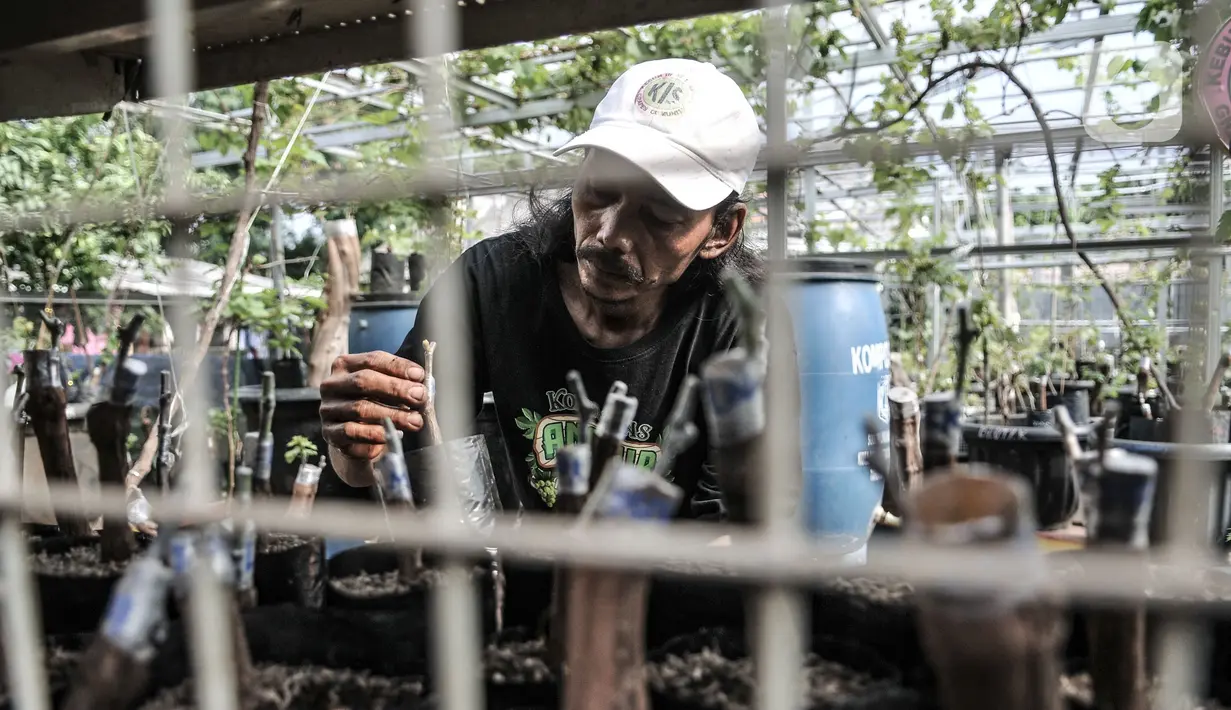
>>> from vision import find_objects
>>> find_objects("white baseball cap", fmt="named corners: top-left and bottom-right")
top-left (554, 58), bottom-right (763, 212)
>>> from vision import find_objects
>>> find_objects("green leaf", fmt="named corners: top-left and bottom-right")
top-left (1216, 209), bottom-right (1231, 244)
top-left (942, 102), bottom-right (955, 120)
top-left (1107, 55), bottom-right (1127, 79)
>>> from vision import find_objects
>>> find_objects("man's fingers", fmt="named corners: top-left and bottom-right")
top-left (323, 370), bottom-right (427, 409)
top-left (332, 352), bottom-right (425, 382)
top-left (323, 421), bottom-right (387, 447)
top-left (320, 400), bottom-right (424, 432)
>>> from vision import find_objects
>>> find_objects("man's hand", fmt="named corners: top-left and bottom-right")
top-left (319, 352), bottom-right (427, 461)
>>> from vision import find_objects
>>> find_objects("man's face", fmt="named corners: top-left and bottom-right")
top-left (570, 151), bottom-right (739, 304)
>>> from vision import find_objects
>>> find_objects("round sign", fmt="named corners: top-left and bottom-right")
top-left (1198, 15), bottom-right (1231, 149)
top-left (635, 73), bottom-right (692, 118)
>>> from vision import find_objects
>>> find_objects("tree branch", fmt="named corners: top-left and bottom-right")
top-left (128, 81), bottom-right (272, 484)
top-left (983, 59), bottom-right (1178, 409)
top-left (812, 50), bottom-right (1175, 407)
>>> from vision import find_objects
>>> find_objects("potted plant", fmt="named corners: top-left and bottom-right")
top-left (250, 435), bottom-right (326, 609)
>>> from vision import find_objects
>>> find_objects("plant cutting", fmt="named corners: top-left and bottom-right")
top-left (1056, 408), bottom-right (1156, 710)
top-left (23, 312), bottom-right (91, 538)
top-left (7, 364), bottom-right (27, 507)
top-left (563, 462), bottom-right (684, 710)
top-left (544, 370), bottom-right (596, 669)
top-left (86, 315), bottom-right (148, 565)
top-left (226, 433), bottom-right (325, 610)
top-left (326, 354), bottom-right (496, 618)
top-left (61, 534), bottom-right (176, 710)
top-left (255, 371), bottom-right (276, 497)
top-left (699, 269), bottom-right (766, 524)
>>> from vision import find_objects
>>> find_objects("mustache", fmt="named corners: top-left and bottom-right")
top-left (576, 245), bottom-right (644, 283)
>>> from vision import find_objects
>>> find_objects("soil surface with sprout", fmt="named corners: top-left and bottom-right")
top-left (139, 664), bottom-right (426, 710)
top-left (1062, 673), bottom-right (1230, 710)
top-left (484, 635), bottom-right (553, 686)
top-left (259, 533), bottom-right (312, 555)
top-left (328, 568), bottom-right (444, 599)
top-left (647, 639), bottom-right (920, 710)
top-left (30, 544), bottom-right (128, 578)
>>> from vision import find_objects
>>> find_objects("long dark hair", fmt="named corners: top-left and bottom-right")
top-left (509, 189), bottom-right (765, 291)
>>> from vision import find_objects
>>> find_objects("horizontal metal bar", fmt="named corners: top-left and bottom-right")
top-left (16, 480), bottom-right (1231, 608)
top-left (0, 122), bottom-right (1190, 235)
top-left (838, 235), bottom-right (1210, 261)
top-left (827, 12), bottom-right (1140, 73)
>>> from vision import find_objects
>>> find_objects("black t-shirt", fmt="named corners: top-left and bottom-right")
top-left (395, 231), bottom-right (796, 520)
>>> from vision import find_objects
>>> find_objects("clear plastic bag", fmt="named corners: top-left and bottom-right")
top-left (405, 433), bottom-right (503, 536)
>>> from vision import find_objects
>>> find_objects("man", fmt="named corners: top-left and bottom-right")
top-left (320, 58), bottom-right (798, 519)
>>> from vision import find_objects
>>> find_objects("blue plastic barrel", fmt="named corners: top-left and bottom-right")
top-left (782, 258), bottom-right (890, 558)
top-left (348, 297), bottom-right (420, 355)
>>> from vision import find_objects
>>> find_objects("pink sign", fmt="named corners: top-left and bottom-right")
top-left (1199, 17), bottom-right (1231, 150)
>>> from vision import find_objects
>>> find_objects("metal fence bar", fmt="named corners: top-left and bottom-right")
top-left (6, 6), bottom-right (1231, 709)
top-left (757, 4), bottom-right (806, 710)
top-left (410, 0), bottom-right (483, 708)
top-left (18, 477), bottom-right (1231, 604)
top-left (145, 0), bottom-right (239, 707)
top-left (0, 332), bottom-right (50, 710)
top-left (1154, 145), bottom-right (1225, 707)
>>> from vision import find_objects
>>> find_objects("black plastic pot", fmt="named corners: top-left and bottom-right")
top-left (136, 605), bottom-right (435, 705)
top-left (1111, 439), bottom-right (1231, 547)
top-left (325, 544), bottom-right (499, 634)
top-left (810, 577), bottom-right (926, 686)
top-left (254, 533), bottom-right (325, 609)
top-left (497, 555), bottom-right (748, 652)
top-left (1047, 379), bottom-right (1094, 425)
top-left (961, 422), bottom-right (1092, 529)
top-left (370, 251), bottom-right (408, 295)
top-left (648, 627), bottom-right (922, 710)
top-left (483, 628), bottom-right (556, 710)
top-left (31, 536), bottom-right (125, 635)
top-left (271, 358), bottom-right (308, 390)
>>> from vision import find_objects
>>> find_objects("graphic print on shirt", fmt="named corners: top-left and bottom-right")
top-left (513, 386), bottom-right (664, 507)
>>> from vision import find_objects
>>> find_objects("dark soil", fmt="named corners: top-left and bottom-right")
top-left (139, 664), bottom-right (426, 710)
top-left (820, 577), bottom-right (914, 607)
top-left (329, 568), bottom-right (444, 599)
top-left (260, 533), bottom-right (311, 555)
top-left (648, 632), bottom-right (921, 710)
top-left (44, 643), bottom-right (82, 692)
top-left (0, 640), bottom-right (83, 708)
top-left (484, 635), bottom-right (553, 686)
top-left (811, 577), bottom-right (923, 685)
top-left (1062, 673), bottom-right (1230, 710)
top-left (30, 544), bottom-right (127, 578)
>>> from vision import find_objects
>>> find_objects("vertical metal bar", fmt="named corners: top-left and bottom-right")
top-left (410, 1), bottom-right (482, 709)
top-left (1207, 147), bottom-right (1225, 381)
top-left (0, 338), bottom-right (50, 710)
top-left (928, 182), bottom-right (944, 368)
top-left (994, 150), bottom-right (1016, 324)
top-left (270, 205), bottom-right (287, 360)
top-left (757, 5), bottom-right (805, 710)
top-left (1154, 145), bottom-right (1223, 708)
top-left (146, 0), bottom-right (239, 707)
top-left (802, 169), bottom-right (817, 253)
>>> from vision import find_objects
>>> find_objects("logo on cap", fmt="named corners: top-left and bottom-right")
top-left (635, 73), bottom-right (691, 118)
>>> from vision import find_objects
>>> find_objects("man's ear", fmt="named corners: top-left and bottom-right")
top-left (698, 203), bottom-right (747, 260)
